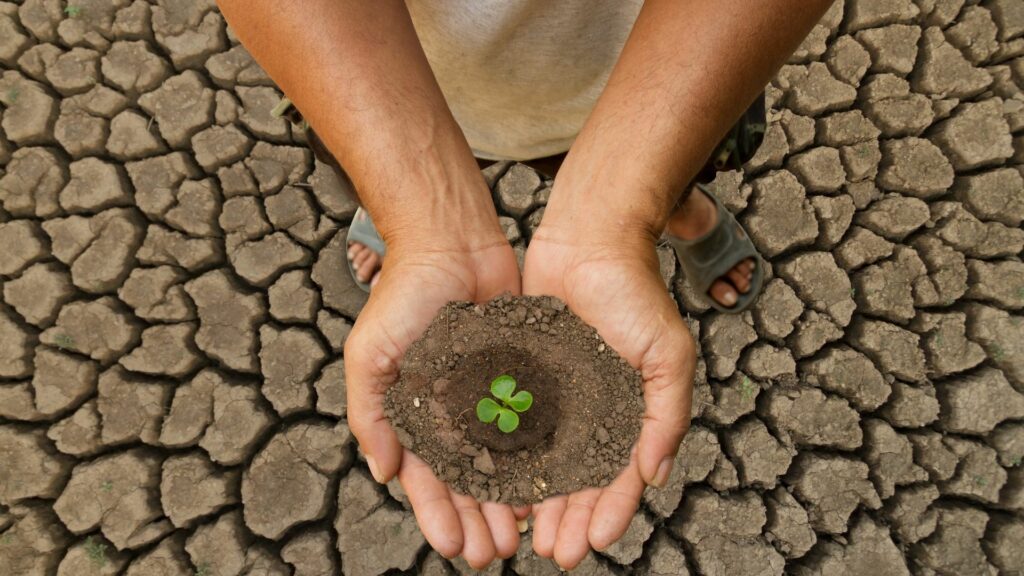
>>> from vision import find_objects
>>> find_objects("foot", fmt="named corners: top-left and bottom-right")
top-left (666, 185), bottom-right (754, 308)
top-left (348, 242), bottom-right (382, 287)
top-left (347, 211), bottom-right (383, 288)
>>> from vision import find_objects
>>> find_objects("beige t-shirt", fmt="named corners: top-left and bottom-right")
top-left (407, 0), bottom-right (644, 161)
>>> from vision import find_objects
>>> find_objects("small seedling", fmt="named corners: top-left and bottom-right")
top-left (84, 536), bottom-right (108, 568)
top-left (195, 563), bottom-right (212, 576)
top-left (974, 475), bottom-right (987, 487)
top-left (0, 533), bottom-right (12, 545)
top-left (64, 5), bottom-right (82, 17)
top-left (53, 333), bottom-right (75, 350)
top-left (100, 480), bottom-right (113, 493)
top-left (5, 86), bottom-right (19, 104)
top-left (991, 345), bottom-right (1005, 361)
top-left (740, 376), bottom-right (757, 401)
top-left (476, 375), bottom-right (532, 433)
top-left (1011, 456), bottom-right (1022, 468)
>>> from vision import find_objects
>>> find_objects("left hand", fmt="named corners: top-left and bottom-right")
top-left (522, 222), bottom-right (697, 569)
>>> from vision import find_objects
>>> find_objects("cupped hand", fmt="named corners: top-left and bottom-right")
top-left (522, 227), bottom-right (697, 570)
top-left (344, 232), bottom-right (527, 568)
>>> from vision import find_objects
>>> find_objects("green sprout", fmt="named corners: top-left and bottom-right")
top-left (1010, 455), bottom-right (1022, 468)
top-left (195, 563), bottom-right (212, 576)
top-left (740, 376), bottom-right (757, 401)
top-left (476, 375), bottom-right (533, 433)
top-left (64, 5), bottom-right (82, 17)
top-left (84, 536), bottom-right (108, 567)
top-left (53, 333), bottom-right (75, 350)
top-left (5, 86), bottom-right (19, 104)
top-left (100, 480), bottom-right (113, 493)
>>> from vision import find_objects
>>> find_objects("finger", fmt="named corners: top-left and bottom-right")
top-left (481, 502), bottom-right (520, 559)
top-left (450, 491), bottom-right (497, 570)
top-left (531, 496), bottom-right (566, 558)
top-left (513, 505), bottom-right (532, 521)
top-left (553, 488), bottom-right (601, 570)
top-left (637, 331), bottom-right (694, 488)
top-left (727, 267), bottom-right (750, 293)
top-left (399, 452), bottom-right (463, 558)
top-left (708, 280), bottom-right (738, 308)
top-left (345, 353), bottom-right (403, 483)
top-left (589, 460), bottom-right (645, 550)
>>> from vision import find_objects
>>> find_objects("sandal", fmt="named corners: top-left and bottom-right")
top-left (273, 98), bottom-right (385, 294)
top-left (347, 207), bottom-right (386, 293)
top-left (665, 183), bottom-right (765, 314)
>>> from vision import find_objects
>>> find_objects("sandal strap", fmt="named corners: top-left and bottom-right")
top-left (666, 185), bottom-right (764, 313)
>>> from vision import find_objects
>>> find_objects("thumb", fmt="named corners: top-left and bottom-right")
top-left (344, 331), bottom-right (404, 484)
top-left (636, 326), bottom-right (695, 488)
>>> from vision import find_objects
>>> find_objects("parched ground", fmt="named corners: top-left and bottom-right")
top-left (0, 0), bottom-right (1023, 574)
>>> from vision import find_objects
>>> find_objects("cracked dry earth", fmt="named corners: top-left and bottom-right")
top-left (0, 0), bottom-right (1023, 575)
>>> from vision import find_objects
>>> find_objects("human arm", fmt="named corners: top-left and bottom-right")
top-left (525, 0), bottom-right (834, 568)
top-left (217, 0), bottom-right (522, 567)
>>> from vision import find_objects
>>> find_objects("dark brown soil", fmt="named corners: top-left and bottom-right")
top-left (384, 295), bottom-right (644, 505)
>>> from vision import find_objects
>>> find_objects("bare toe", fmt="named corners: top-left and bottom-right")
top-left (358, 253), bottom-right (381, 283)
top-left (709, 280), bottom-right (738, 308)
top-left (727, 268), bottom-right (750, 293)
top-left (348, 243), bottom-right (366, 261)
top-left (352, 248), bottom-right (373, 272)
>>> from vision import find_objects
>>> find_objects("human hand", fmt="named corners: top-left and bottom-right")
top-left (344, 214), bottom-right (528, 568)
top-left (521, 221), bottom-right (697, 569)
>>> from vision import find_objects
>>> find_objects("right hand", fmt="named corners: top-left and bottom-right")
top-left (344, 224), bottom-right (527, 569)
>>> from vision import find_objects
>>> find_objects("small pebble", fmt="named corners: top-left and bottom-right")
top-left (598, 343), bottom-right (606, 352)
top-left (413, 397), bottom-right (421, 408)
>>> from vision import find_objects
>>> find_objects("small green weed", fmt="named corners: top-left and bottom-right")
top-left (100, 480), bottom-right (113, 493)
top-left (1011, 456), bottom-right (1022, 468)
top-left (53, 333), bottom-right (75, 350)
top-left (974, 475), bottom-right (987, 487)
top-left (476, 375), bottom-right (533, 433)
top-left (4, 86), bottom-right (19, 104)
top-left (64, 5), bottom-right (82, 17)
top-left (195, 562), bottom-right (212, 576)
top-left (84, 536), bottom-right (108, 568)
top-left (740, 376), bottom-right (757, 401)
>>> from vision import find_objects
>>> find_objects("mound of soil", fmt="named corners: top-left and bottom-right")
top-left (384, 295), bottom-right (644, 505)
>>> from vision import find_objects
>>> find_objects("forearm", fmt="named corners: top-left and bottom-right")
top-left (543, 0), bottom-right (833, 245)
top-left (217, 0), bottom-right (499, 249)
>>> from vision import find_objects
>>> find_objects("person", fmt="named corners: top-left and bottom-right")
top-left (218, 0), bottom-right (833, 570)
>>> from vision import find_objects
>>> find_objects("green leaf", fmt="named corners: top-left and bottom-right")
top-left (476, 398), bottom-right (501, 423)
top-left (490, 375), bottom-right (516, 402)
top-left (497, 409), bottom-right (520, 433)
top-left (508, 390), bottom-right (533, 412)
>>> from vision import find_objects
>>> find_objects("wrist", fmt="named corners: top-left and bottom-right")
top-left (352, 145), bottom-right (506, 257)
top-left (537, 174), bottom-right (669, 257)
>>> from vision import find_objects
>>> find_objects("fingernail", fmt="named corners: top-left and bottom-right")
top-left (651, 457), bottom-right (673, 488)
top-left (366, 455), bottom-right (383, 483)
top-left (347, 249), bottom-right (355, 260)
top-left (723, 290), bottom-right (737, 306)
top-left (517, 518), bottom-right (529, 533)
top-left (351, 261), bottom-right (359, 271)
